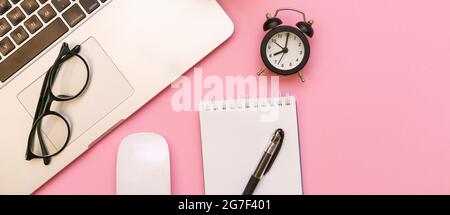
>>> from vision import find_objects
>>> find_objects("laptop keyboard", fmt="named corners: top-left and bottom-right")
top-left (0, 0), bottom-right (109, 83)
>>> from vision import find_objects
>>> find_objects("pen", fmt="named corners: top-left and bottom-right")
top-left (243, 128), bottom-right (284, 195)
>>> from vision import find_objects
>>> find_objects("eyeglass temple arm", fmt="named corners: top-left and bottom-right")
top-left (28, 65), bottom-right (57, 165)
top-left (36, 123), bottom-right (51, 165)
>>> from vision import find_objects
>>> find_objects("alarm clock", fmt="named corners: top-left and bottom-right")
top-left (258, 8), bottom-right (314, 82)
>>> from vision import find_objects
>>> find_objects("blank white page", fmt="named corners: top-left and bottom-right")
top-left (200, 97), bottom-right (302, 195)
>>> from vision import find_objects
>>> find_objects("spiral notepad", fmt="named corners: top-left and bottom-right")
top-left (199, 97), bottom-right (303, 195)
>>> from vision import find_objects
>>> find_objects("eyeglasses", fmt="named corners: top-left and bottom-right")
top-left (26, 43), bottom-right (90, 166)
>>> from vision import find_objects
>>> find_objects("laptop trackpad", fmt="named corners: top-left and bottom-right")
top-left (18, 37), bottom-right (134, 145)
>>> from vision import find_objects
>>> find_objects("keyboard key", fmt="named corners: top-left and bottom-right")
top-left (0, 18), bottom-right (68, 82)
top-left (10, 0), bottom-right (20, 4)
top-left (10, 26), bottom-right (29, 45)
top-left (39, 0), bottom-right (48, 3)
top-left (62, 4), bottom-right (86, 27)
top-left (79, 0), bottom-right (99, 14)
top-left (24, 15), bottom-right (43, 34)
top-left (38, 4), bottom-right (56, 23)
top-left (0, 0), bottom-right (12, 15)
top-left (7, 7), bottom-right (26, 26)
top-left (0, 18), bottom-right (12, 37)
top-left (0, 37), bottom-right (15, 56)
top-left (20, 0), bottom-right (39, 15)
top-left (51, 0), bottom-right (70, 12)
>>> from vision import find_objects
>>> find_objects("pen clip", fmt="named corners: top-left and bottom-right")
top-left (264, 129), bottom-right (284, 175)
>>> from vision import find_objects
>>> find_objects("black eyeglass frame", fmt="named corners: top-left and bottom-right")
top-left (26, 43), bottom-right (90, 166)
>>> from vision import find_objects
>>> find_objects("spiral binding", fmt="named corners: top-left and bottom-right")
top-left (201, 97), bottom-right (294, 112)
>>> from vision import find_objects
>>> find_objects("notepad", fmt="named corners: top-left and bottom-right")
top-left (199, 97), bottom-right (303, 195)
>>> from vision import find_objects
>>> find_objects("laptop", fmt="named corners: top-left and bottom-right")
top-left (0, 0), bottom-right (233, 194)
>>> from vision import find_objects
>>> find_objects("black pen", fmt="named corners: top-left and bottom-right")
top-left (243, 129), bottom-right (284, 195)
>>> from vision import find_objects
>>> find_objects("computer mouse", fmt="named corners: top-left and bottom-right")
top-left (116, 133), bottom-right (171, 195)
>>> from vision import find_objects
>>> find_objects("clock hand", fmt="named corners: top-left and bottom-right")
top-left (284, 33), bottom-right (290, 49)
top-left (278, 52), bottom-right (285, 65)
top-left (274, 50), bottom-right (284, 56)
top-left (274, 41), bottom-right (284, 49)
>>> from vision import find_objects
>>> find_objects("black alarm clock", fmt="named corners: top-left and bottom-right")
top-left (258, 8), bottom-right (314, 82)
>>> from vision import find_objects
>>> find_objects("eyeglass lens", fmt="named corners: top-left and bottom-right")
top-left (30, 114), bottom-right (69, 157)
top-left (51, 55), bottom-right (89, 100)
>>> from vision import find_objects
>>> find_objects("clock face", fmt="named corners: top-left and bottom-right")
top-left (266, 32), bottom-right (305, 70)
top-left (261, 26), bottom-right (310, 76)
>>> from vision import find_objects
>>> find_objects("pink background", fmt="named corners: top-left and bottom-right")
top-left (37, 0), bottom-right (450, 194)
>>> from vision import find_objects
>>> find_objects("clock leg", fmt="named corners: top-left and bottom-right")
top-left (298, 72), bottom-right (305, 82)
top-left (257, 68), bottom-right (267, 76)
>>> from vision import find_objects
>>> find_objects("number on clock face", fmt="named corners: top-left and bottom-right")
top-left (266, 32), bottom-right (305, 71)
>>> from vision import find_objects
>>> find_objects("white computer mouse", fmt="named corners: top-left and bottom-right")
top-left (116, 133), bottom-right (171, 195)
